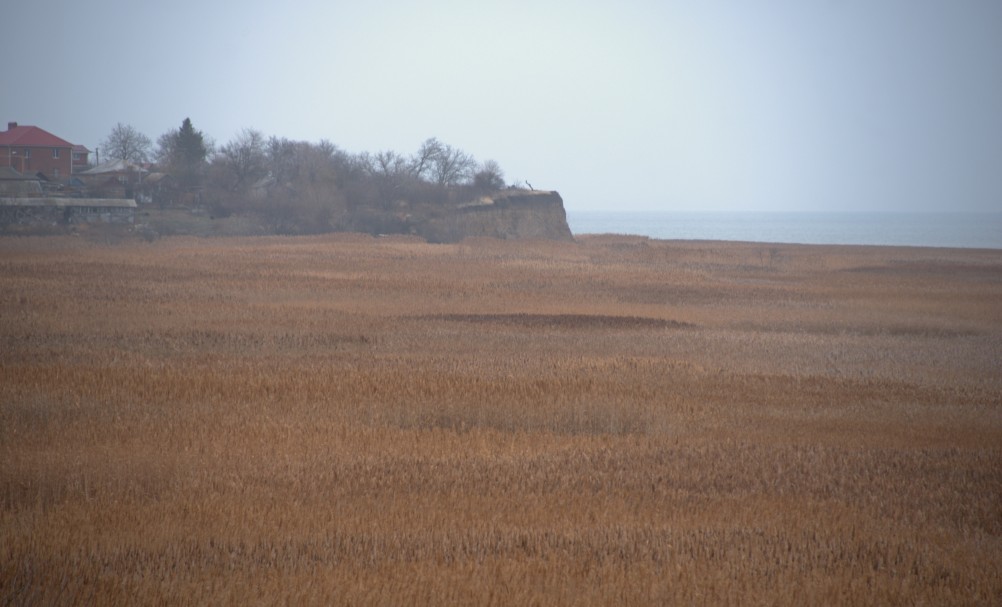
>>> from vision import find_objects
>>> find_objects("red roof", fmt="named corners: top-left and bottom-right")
top-left (0, 124), bottom-right (75, 148)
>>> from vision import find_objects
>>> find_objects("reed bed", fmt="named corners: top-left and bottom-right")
top-left (2, 233), bottom-right (1001, 605)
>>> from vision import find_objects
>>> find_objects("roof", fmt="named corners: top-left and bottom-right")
top-left (0, 181), bottom-right (43, 196)
top-left (0, 124), bottom-right (75, 148)
top-left (72, 144), bottom-right (91, 153)
top-left (0, 166), bottom-right (32, 180)
top-left (251, 174), bottom-right (276, 189)
top-left (79, 159), bottom-right (149, 175)
top-left (144, 172), bottom-right (175, 184)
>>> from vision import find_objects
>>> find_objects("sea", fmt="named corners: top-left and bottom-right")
top-left (566, 211), bottom-right (1002, 250)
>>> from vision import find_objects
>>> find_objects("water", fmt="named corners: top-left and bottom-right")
top-left (567, 211), bottom-right (1002, 249)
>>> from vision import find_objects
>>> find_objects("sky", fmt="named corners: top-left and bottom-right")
top-left (3, 0), bottom-right (1001, 213)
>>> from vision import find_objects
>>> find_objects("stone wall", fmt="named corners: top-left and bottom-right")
top-left (0, 198), bottom-right (136, 227)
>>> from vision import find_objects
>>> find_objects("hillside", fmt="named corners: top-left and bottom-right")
top-left (167, 188), bottom-right (574, 242)
top-left (408, 190), bottom-right (574, 242)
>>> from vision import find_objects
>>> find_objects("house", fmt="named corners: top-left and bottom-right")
top-left (72, 145), bottom-right (91, 173)
top-left (142, 172), bottom-right (178, 205)
top-left (0, 150), bottom-right (138, 229)
top-left (0, 166), bottom-right (43, 197)
top-left (0, 122), bottom-right (87, 180)
top-left (78, 159), bottom-right (148, 199)
top-left (1, 167), bottom-right (138, 226)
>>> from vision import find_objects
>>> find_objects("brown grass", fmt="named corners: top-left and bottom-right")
top-left (2, 233), bottom-right (1001, 605)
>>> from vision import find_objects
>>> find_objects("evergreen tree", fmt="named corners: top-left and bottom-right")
top-left (157, 118), bottom-right (209, 190)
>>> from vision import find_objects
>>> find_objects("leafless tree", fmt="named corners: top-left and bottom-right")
top-left (296, 141), bottom-right (337, 185)
top-left (473, 159), bottom-right (506, 191)
top-left (266, 136), bottom-right (301, 183)
top-left (317, 139), bottom-right (337, 159)
top-left (275, 142), bottom-right (344, 233)
top-left (409, 138), bottom-right (444, 180)
top-left (373, 150), bottom-right (410, 177)
top-left (216, 129), bottom-right (267, 190)
top-left (429, 143), bottom-right (477, 186)
top-left (100, 123), bottom-right (152, 163)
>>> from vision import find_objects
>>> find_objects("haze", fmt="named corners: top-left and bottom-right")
top-left (3, 0), bottom-right (1000, 213)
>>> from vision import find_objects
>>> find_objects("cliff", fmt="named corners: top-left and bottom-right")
top-left (413, 190), bottom-right (574, 243)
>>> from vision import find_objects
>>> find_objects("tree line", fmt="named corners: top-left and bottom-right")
top-left (99, 120), bottom-right (513, 234)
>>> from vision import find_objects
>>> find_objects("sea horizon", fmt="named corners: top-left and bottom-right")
top-left (566, 210), bottom-right (1002, 250)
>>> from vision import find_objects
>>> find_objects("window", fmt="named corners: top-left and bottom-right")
top-left (23, 148), bottom-right (31, 158)
top-left (52, 148), bottom-right (60, 159)
top-left (73, 152), bottom-right (82, 161)
top-left (53, 167), bottom-right (60, 178)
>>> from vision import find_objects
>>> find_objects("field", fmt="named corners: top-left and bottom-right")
top-left (2, 233), bottom-right (1001, 605)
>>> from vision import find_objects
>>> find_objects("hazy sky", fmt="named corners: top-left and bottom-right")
top-left (3, 1), bottom-right (1000, 213)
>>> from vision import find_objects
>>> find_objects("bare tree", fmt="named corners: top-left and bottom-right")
top-left (373, 150), bottom-right (410, 177)
top-left (473, 159), bottom-right (506, 191)
top-left (216, 129), bottom-right (267, 190)
top-left (295, 141), bottom-right (337, 185)
top-left (267, 141), bottom-right (344, 234)
top-left (101, 123), bottom-right (152, 163)
top-left (430, 143), bottom-right (477, 186)
top-left (409, 137), bottom-right (444, 180)
top-left (296, 143), bottom-right (343, 218)
top-left (317, 139), bottom-right (337, 159)
top-left (266, 136), bottom-right (300, 183)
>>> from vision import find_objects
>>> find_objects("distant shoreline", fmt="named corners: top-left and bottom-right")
top-left (567, 210), bottom-right (1002, 250)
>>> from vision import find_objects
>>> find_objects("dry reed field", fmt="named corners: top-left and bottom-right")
top-left (2, 232), bottom-right (1001, 605)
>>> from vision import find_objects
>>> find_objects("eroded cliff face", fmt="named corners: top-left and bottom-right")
top-left (415, 190), bottom-right (574, 243)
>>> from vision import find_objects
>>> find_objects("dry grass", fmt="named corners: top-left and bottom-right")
top-left (2, 233), bottom-right (1001, 605)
